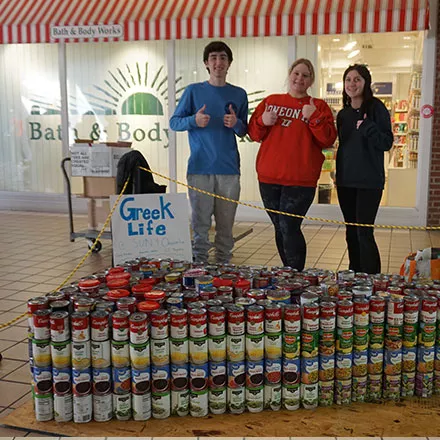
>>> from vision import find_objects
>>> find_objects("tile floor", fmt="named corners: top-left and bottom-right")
top-left (1, 210), bottom-right (440, 437)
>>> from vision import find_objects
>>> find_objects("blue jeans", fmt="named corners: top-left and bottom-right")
top-left (259, 183), bottom-right (315, 271)
top-left (187, 174), bottom-right (240, 263)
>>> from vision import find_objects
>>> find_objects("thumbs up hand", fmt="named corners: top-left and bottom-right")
top-left (357, 113), bottom-right (367, 130)
top-left (224, 104), bottom-right (238, 128)
top-left (195, 104), bottom-right (210, 128)
top-left (301, 97), bottom-right (317, 121)
top-left (262, 106), bottom-right (278, 126)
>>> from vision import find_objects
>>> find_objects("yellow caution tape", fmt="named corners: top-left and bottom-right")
top-left (139, 166), bottom-right (440, 231)
top-left (0, 178), bottom-right (130, 331)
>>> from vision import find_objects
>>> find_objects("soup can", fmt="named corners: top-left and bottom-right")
top-left (282, 357), bottom-right (301, 386)
top-left (227, 305), bottom-right (245, 336)
top-left (171, 363), bottom-right (189, 391)
top-left (351, 375), bottom-right (367, 402)
top-left (209, 360), bottom-right (227, 389)
top-left (209, 335), bottom-right (226, 362)
top-left (335, 378), bottom-right (352, 405)
top-left (91, 340), bottom-right (111, 369)
top-left (189, 308), bottom-right (208, 338)
top-left (130, 341), bottom-right (151, 370)
top-left (50, 311), bottom-right (70, 342)
top-left (190, 362), bottom-right (209, 392)
top-left (33, 366), bottom-right (53, 395)
top-left (318, 380), bottom-right (334, 407)
top-left (92, 367), bottom-right (112, 395)
top-left (52, 367), bottom-right (72, 395)
top-left (208, 387), bottom-right (227, 414)
top-left (227, 334), bottom-right (245, 362)
top-left (169, 308), bottom-right (187, 339)
top-left (71, 311), bottom-right (90, 343)
top-left (132, 367), bottom-right (151, 394)
top-left (282, 384), bottom-right (300, 410)
top-left (190, 389), bottom-right (209, 417)
top-left (129, 312), bottom-right (149, 344)
top-left (132, 392), bottom-right (152, 421)
top-left (151, 363), bottom-right (170, 393)
top-left (151, 338), bottom-right (170, 366)
top-left (111, 340), bottom-right (130, 368)
top-left (112, 310), bottom-right (130, 341)
top-left (73, 393), bottom-right (92, 423)
top-left (152, 390), bottom-right (171, 419)
top-left (93, 392), bottom-right (113, 422)
top-left (113, 392), bottom-right (132, 420)
top-left (33, 309), bottom-right (51, 341)
top-left (171, 388), bottom-right (189, 416)
top-left (112, 366), bottom-right (131, 395)
top-left (34, 393), bottom-right (54, 421)
top-left (284, 304), bottom-right (301, 333)
top-left (72, 367), bottom-right (92, 397)
top-left (227, 387), bottom-right (245, 414)
top-left (265, 358), bottom-right (282, 384)
top-left (54, 392), bottom-right (73, 422)
top-left (90, 310), bottom-right (109, 342)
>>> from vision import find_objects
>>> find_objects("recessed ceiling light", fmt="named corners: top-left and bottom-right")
top-left (318, 45), bottom-right (321, 52)
top-left (332, 38), bottom-right (340, 42)
top-left (403, 36), bottom-right (411, 40)
top-left (343, 41), bottom-right (357, 51)
top-left (404, 45), bottom-right (410, 48)
top-left (347, 49), bottom-right (360, 59)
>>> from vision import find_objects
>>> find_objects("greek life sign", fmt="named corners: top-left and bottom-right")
top-left (51, 25), bottom-right (124, 39)
top-left (110, 193), bottom-right (192, 265)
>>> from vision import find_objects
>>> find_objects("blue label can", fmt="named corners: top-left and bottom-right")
top-left (132, 366), bottom-right (151, 394)
top-left (227, 360), bottom-right (246, 389)
top-left (209, 360), bottom-right (227, 389)
top-left (92, 367), bottom-right (112, 395)
top-left (189, 362), bottom-right (209, 391)
top-left (247, 359), bottom-right (265, 388)
top-left (151, 363), bottom-right (170, 393)
top-left (52, 367), bottom-right (71, 395)
top-left (112, 366), bottom-right (131, 395)
top-left (171, 363), bottom-right (189, 391)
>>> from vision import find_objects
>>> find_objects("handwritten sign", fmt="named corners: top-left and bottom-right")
top-left (110, 193), bottom-right (192, 265)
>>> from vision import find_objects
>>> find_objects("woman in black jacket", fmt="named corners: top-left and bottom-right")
top-left (336, 64), bottom-right (393, 274)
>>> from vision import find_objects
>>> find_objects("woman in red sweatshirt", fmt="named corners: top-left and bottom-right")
top-left (248, 58), bottom-right (337, 271)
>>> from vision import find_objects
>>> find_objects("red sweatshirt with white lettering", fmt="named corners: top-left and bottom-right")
top-left (248, 94), bottom-right (337, 187)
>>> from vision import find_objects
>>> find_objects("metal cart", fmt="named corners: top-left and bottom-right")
top-left (61, 157), bottom-right (112, 253)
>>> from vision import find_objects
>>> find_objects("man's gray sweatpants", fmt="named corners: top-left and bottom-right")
top-left (187, 174), bottom-right (240, 263)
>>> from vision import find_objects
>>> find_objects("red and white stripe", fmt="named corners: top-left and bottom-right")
top-left (0, 0), bottom-right (430, 44)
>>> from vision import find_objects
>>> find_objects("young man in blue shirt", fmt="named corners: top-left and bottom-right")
top-left (170, 41), bottom-right (248, 264)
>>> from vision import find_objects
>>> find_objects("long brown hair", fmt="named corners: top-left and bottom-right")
top-left (288, 58), bottom-right (315, 84)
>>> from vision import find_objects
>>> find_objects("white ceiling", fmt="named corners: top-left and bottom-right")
top-left (318, 31), bottom-right (423, 74)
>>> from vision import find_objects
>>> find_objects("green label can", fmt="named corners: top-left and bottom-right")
top-left (353, 326), bottom-right (369, 351)
top-left (227, 387), bottom-right (245, 414)
top-left (318, 380), bottom-right (334, 407)
top-left (283, 332), bottom-right (301, 359)
top-left (171, 389), bottom-right (189, 417)
top-left (282, 384), bottom-right (300, 410)
top-left (264, 383), bottom-right (282, 411)
top-left (369, 322), bottom-right (385, 349)
top-left (336, 328), bottom-right (353, 353)
top-left (246, 386), bottom-right (264, 413)
top-left (208, 387), bottom-right (226, 414)
top-left (351, 375), bottom-right (367, 402)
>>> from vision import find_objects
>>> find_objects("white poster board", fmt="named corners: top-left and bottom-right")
top-left (110, 193), bottom-right (192, 265)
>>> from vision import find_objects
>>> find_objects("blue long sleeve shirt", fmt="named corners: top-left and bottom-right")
top-left (169, 81), bottom-right (248, 175)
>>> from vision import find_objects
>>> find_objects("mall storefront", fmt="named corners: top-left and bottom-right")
top-left (0, 0), bottom-right (436, 227)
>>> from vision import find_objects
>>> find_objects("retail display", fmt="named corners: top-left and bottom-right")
top-left (28, 261), bottom-right (440, 423)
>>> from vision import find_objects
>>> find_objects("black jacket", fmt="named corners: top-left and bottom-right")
top-left (336, 98), bottom-right (393, 189)
top-left (116, 150), bottom-right (166, 195)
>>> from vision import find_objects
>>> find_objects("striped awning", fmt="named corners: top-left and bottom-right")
top-left (0, 0), bottom-right (430, 44)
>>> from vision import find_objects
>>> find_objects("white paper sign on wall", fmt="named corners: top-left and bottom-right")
top-left (110, 193), bottom-right (192, 265)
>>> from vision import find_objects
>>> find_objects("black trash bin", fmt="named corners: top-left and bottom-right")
top-left (318, 184), bottom-right (333, 204)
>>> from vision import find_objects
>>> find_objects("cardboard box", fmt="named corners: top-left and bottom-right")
top-left (70, 142), bottom-right (132, 177)
top-left (83, 177), bottom-right (116, 198)
top-left (87, 198), bottom-right (111, 231)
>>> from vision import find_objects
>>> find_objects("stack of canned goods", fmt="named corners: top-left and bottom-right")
top-left (25, 260), bottom-right (440, 424)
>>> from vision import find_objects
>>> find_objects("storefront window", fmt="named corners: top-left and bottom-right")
top-left (0, 43), bottom-right (61, 193)
top-left (66, 41), bottom-right (169, 188)
top-left (317, 31), bottom-right (424, 207)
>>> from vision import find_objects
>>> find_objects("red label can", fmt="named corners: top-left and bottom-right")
top-left (189, 308), bottom-right (208, 338)
top-left (370, 296), bottom-right (386, 323)
top-left (50, 311), bottom-right (70, 342)
top-left (71, 311), bottom-right (90, 342)
top-left (112, 310), bottom-right (130, 341)
top-left (234, 279), bottom-right (251, 298)
top-left (421, 297), bottom-right (437, 324)
top-left (284, 304), bottom-right (301, 333)
top-left (170, 308), bottom-right (188, 339)
top-left (129, 312), bottom-right (149, 344)
top-left (28, 297), bottom-right (49, 333)
top-left (90, 310), bottom-right (109, 342)
top-left (337, 300), bottom-right (354, 329)
top-left (303, 303), bottom-right (320, 332)
top-left (264, 304), bottom-right (282, 334)
top-left (116, 297), bottom-right (137, 314)
top-left (33, 309), bottom-right (51, 340)
top-left (227, 305), bottom-right (245, 336)
top-left (208, 306), bottom-right (226, 337)
top-left (387, 297), bottom-right (404, 326)
top-left (354, 299), bottom-right (370, 327)
top-left (150, 309), bottom-right (168, 340)
top-left (247, 289), bottom-right (266, 301)
top-left (246, 305), bottom-right (264, 335)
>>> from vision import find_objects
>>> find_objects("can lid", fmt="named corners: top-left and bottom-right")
top-left (144, 290), bottom-right (166, 301)
top-left (106, 272), bottom-right (131, 283)
top-left (131, 283), bottom-right (153, 293)
top-left (107, 289), bottom-right (130, 299)
top-left (137, 300), bottom-right (161, 312)
top-left (106, 278), bottom-right (130, 289)
top-left (78, 279), bottom-right (100, 289)
top-left (107, 266), bottom-right (126, 275)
